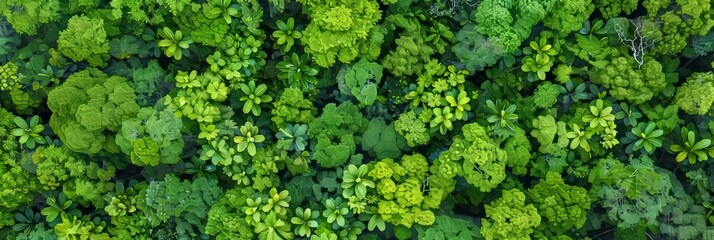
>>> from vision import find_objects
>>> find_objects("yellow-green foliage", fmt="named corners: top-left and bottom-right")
top-left (0, 0), bottom-right (61, 35)
top-left (271, 88), bottom-right (316, 127)
top-left (481, 188), bottom-right (541, 240)
top-left (528, 172), bottom-right (591, 238)
top-left (296, 0), bottom-right (382, 67)
top-left (433, 123), bottom-right (507, 192)
top-left (649, 0), bottom-right (714, 55)
top-left (543, 0), bottom-right (595, 34)
top-left (370, 154), bottom-right (438, 228)
top-left (675, 72), bottom-right (714, 115)
top-left (32, 145), bottom-right (86, 190)
top-left (595, 0), bottom-right (637, 19)
top-left (57, 16), bottom-right (110, 67)
top-left (0, 108), bottom-right (39, 215)
top-left (590, 54), bottom-right (666, 104)
top-left (308, 102), bottom-right (365, 168)
top-left (0, 62), bottom-right (22, 91)
top-left (47, 68), bottom-right (140, 154)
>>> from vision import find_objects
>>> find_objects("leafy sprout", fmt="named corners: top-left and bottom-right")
top-left (233, 121), bottom-right (265, 156)
top-left (290, 207), bottom-right (319, 237)
top-left (276, 123), bottom-right (309, 152)
top-left (565, 124), bottom-right (592, 152)
top-left (157, 27), bottom-right (193, 60)
top-left (521, 36), bottom-right (558, 81)
top-left (559, 80), bottom-right (590, 105)
top-left (276, 53), bottom-right (318, 92)
top-left (613, 102), bottom-right (643, 127)
top-left (485, 99), bottom-right (519, 133)
top-left (341, 164), bottom-right (375, 199)
top-left (11, 115), bottom-right (45, 149)
top-left (203, 0), bottom-right (240, 24)
top-left (201, 137), bottom-right (243, 166)
top-left (262, 188), bottom-right (291, 215)
top-left (670, 127), bottom-right (711, 164)
top-left (430, 106), bottom-right (455, 135)
top-left (206, 51), bottom-right (227, 74)
top-left (40, 193), bottom-right (80, 226)
top-left (238, 80), bottom-right (273, 116)
top-left (244, 196), bottom-right (264, 224)
top-left (323, 198), bottom-right (349, 227)
top-left (339, 220), bottom-right (366, 240)
top-left (582, 99), bottom-right (616, 128)
top-left (198, 123), bottom-right (219, 140)
top-left (272, 18), bottom-right (302, 53)
top-left (12, 207), bottom-right (43, 232)
top-left (444, 90), bottom-right (471, 120)
top-left (622, 122), bottom-right (664, 155)
top-left (255, 211), bottom-right (294, 240)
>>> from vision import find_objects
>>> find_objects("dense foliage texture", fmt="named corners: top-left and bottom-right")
top-left (1, 0), bottom-right (713, 239)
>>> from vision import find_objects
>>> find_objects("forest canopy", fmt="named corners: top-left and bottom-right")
top-left (1, 0), bottom-right (714, 239)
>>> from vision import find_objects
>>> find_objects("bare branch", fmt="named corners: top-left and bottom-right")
top-left (429, 0), bottom-right (480, 17)
top-left (613, 18), bottom-right (659, 68)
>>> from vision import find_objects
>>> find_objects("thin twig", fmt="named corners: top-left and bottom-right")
top-left (591, 227), bottom-right (617, 239)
